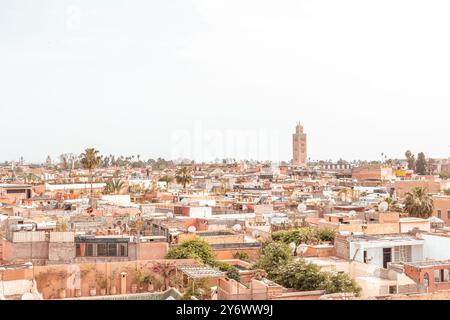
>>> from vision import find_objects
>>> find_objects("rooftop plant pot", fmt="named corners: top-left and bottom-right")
top-left (110, 286), bottom-right (117, 295)
top-left (75, 288), bottom-right (82, 298)
top-left (89, 287), bottom-right (97, 296)
top-left (131, 284), bottom-right (138, 294)
top-left (59, 289), bottom-right (66, 299)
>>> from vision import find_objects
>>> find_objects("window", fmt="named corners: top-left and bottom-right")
top-left (438, 210), bottom-right (442, 219)
top-left (6, 189), bottom-right (26, 194)
top-left (97, 244), bottom-right (107, 256)
top-left (86, 244), bottom-right (94, 257)
top-left (119, 244), bottom-right (128, 257)
top-left (448, 211), bottom-right (450, 220)
top-left (108, 243), bottom-right (117, 256)
top-left (76, 244), bottom-right (81, 256)
top-left (393, 246), bottom-right (412, 263)
top-left (442, 269), bottom-right (448, 282)
top-left (434, 269), bottom-right (441, 283)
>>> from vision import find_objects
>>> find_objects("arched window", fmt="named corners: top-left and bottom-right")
top-left (424, 273), bottom-right (430, 287)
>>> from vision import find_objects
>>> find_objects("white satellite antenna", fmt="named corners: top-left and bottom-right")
top-left (166, 212), bottom-right (174, 219)
top-left (187, 226), bottom-right (196, 233)
top-left (349, 210), bottom-right (357, 217)
top-left (378, 201), bottom-right (389, 212)
top-left (232, 224), bottom-right (242, 232)
top-left (297, 203), bottom-right (307, 213)
top-left (297, 244), bottom-right (309, 256)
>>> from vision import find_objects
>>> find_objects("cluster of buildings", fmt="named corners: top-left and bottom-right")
top-left (1, 123), bottom-right (450, 300)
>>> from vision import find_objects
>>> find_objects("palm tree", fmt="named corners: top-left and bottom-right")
top-left (79, 148), bottom-right (102, 196)
top-left (175, 167), bottom-right (192, 190)
top-left (404, 187), bottom-right (434, 218)
top-left (338, 188), bottom-right (352, 203)
top-left (385, 197), bottom-right (402, 213)
top-left (104, 179), bottom-right (125, 195)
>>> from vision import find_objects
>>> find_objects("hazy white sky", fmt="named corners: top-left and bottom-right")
top-left (1, 0), bottom-right (449, 163)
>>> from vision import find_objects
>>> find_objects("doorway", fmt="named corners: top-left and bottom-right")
top-left (383, 248), bottom-right (392, 269)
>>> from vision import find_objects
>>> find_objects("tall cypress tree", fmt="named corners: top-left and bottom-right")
top-left (416, 152), bottom-right (427, 175)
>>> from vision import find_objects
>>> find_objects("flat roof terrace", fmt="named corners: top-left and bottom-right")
top-left (405, 260), bottom-right (450, 269)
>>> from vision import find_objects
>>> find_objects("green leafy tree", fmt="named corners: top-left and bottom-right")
top-left (444, 189), bottom-right (450, 196)
top-left (323, 272), bottom-right (361, 296)
top-left (214, 261), bottom-right (240, 282)
top-left (166, 238), bottom-right (216, 265)
top-left (317, 228), bottom-right (336, 242)
top-left (272, 227), bottom-right (335, 255)
top-left (251, 242), bottom-right (293, 278)
top-left (271, 260), bottom-right (361, 295)
top-left (272, 260), bottom-right (327, 291)
top-left (405, 150), bottom-right (416, 171)
top-left (404, 187), bottom-right (434, 218)
top-left (79, 148), bottom-right (102, 196)
top-left (415, 152), bottom-right (428, 175)
top-left (158, 175), bottom-right (174, 189)
top-left (166, 238), bottom-right (239, 281)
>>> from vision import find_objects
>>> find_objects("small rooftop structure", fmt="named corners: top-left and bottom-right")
top-left (178, 265), bottom-right (225, 279)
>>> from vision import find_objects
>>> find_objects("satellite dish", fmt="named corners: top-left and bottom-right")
top-left (378, 202), bottom-right (389, 212)
top-left (349, 210), bottom-right (357, 217)
top-left (297, 244), bottom-right (309, 255)
top-left (232, 224), bottom-right (242, 232)
top-left (297, 203), bottom-right (307, 213)
top-left (252, 230), bottom-right (260, 238)
top-left (368, 209), bottom-right (376, 214)
top-left (181, 198), bottom-right (189, 204)
top-left (187, 226), bottom-right (196, 233)
top-left (166, 212), bottom-right (174, 219)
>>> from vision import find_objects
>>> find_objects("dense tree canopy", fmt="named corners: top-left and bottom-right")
top-left (166, 238), bottom-right (240, 281)
top-left (405, 150), bottom-right (416, 171)
top-left (253, 231), bottom-right (361, 296)
top-left (415, 152), bottom-right (428, 175)
top-left (251, 242), bottom-right (293, 278)
top-left (166, 238), bottom-right (216, 265)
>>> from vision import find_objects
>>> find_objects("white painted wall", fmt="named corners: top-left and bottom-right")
top-left (101, 194), bottom-right (131, 206)
top-left (411, 245), bottom-right (424, 262)
top-left (189, 206), bottom-right (212, 218)
top-left (365, 248), bottom-right (384, 267)
top-left (423, 234), bottom-right (450, 260)
top-left (350, 242), bottom-right (424, 268)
